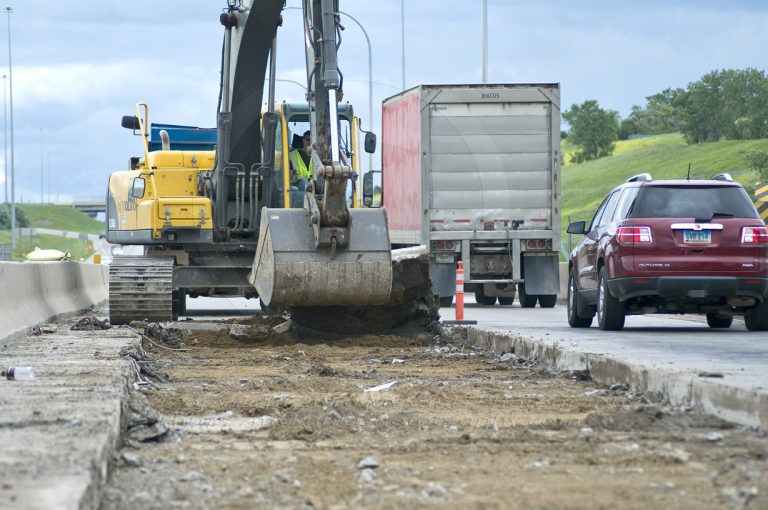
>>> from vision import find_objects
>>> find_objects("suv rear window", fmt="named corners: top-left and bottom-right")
top-left (627, 186), bottom-right (759, 219)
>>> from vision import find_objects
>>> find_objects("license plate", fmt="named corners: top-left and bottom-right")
top-left (435, 254), bottom-right (454, 263)
top-left (683, 230), bottom-right (711, 244)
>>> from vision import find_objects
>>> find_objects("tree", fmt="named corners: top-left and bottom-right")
top-left (746, 150), bottom-right (768, 181)
top-left (721, 69), bottom-right (768, 140)
top-left (677, 71), bottom-right (726, 143)
top-left (677, 69), bottom-right (768, 143)
top-left (562, 100), bottom-right (619, 163)
top-left (0, 204), bottom-right (29, 230)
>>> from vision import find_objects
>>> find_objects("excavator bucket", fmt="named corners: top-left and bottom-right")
top-left (251, 208), bottom-right (393, 307)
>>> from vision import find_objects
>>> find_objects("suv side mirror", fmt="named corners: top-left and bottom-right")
top-left (567, 220), bottom-right (586, 235)
top-left (122, 115), bottom-right (141, 130)
top-left (130, 177), bottom-right (146, 199)
top-left (362, 171), bottom-right (374, 207)
top-left (364, 132), bottom-right (377, 154)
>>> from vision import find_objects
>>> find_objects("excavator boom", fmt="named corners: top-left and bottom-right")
top-left (251, 0), bottom-right (394, 308)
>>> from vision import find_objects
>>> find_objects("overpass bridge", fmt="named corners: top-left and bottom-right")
top-left (71, 200), bottom-right (106, 217)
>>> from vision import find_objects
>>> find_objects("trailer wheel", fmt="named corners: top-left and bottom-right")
top-left (475, 288), bottom-right (496, 306)
top-left (498, 296), bottom-right (515, 306)
top-left (439, 296), bottom-right (454, 308)
top-left (538, 295), bottom-right (557, 308)
top-left (517, 282), bottom-right (537, 308)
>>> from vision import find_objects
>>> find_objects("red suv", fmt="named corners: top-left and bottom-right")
top-left (566, 173), bottom-right (768, 331)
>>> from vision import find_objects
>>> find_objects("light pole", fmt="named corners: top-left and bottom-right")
top-left (40, 128), bottom-right (44, 203)
top-left (338, 10), bottom-right (373, 177)
top-left (401, 0), bottom-right (405, 90)
top-left (275, 78), bottom-right (307, 93)
top-left (5, 6), bottom-right (15, 250)
top-left (2, 74), bottom-right (6, 204)
top-left (482, 0), bottom-right (488, 83)
top-left (47, 151), bottom-right (51, 204)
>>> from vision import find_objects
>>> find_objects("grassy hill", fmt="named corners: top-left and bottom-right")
top-left (561, 133), bottom-right (768, 250)
top-left (0, 231), bottom-right (95, 261)
top-left (19, 204), bottom-right (104, 234)
top-left (1, 205), bottom-right (103, 261)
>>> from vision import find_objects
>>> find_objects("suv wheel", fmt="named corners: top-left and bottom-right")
top-left (567, 270), bottom-right (592, 328)
top-left (597, 267), bottom-right (625, 331)
top-left (745, 299), bottom-right (768, 331)
top-left (706, 313), bottom-right (733, 329)
top-left (517, 281), bottom-right (537, 308)
top-left (538, 295), bottom-right (557, 308)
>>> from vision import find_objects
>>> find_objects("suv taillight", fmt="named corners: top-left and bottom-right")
top-left (617, 226), bottom-right (653, 245)
top-left (741, 226), bottom-right (768, 245)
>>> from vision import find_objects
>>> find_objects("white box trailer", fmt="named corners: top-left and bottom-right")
top-left (381, 84), bottom-right (561, 307)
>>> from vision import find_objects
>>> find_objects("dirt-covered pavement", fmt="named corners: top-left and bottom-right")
top-left (102, 316), bottom-right (768, 509)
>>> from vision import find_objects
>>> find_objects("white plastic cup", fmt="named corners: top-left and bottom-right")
top-left (3, 366), bottom-right (35, 381)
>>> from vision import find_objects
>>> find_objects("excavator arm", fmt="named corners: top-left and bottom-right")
top-left (250, 0), bottom-right (393, 308)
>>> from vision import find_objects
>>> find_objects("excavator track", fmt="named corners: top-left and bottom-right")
top-left (109, 256), bottom-right (175, 325)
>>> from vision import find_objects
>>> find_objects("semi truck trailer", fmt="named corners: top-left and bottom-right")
top-left (379, 84), bottom-right (562, 308)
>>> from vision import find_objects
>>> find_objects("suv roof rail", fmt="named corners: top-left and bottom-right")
top-left (626, 173), bottom-right (652, 183)
top-left (711, 172), bottom-right (733, 182)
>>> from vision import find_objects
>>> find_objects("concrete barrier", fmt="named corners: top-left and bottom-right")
top-left (0, 262), bottom-right (108, 344)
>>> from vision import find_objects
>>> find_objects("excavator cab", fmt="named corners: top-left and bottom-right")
top-left (252, 105), bottom-right (392, 307)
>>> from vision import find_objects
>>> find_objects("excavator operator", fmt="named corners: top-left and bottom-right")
top-left (289, 130), bottom-right (312, 191)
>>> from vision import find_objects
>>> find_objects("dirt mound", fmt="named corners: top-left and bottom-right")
top-left (71, 316), bottom-right (111, 331)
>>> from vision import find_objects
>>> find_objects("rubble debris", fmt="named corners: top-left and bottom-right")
top-left (499, 352), bottom-right (517, 363)
top-left (40, 324), bottom-right (58, 334)
top-left (131, 322), bottom-right (184, 348)
top-left (358, 456), bottom-right (380, 469)
top-left (272, 320), bottom-right (292, 335)
top-left (358, 468), bottom-right (377, 483)
top-left (179, 471), bottom-right (202, 482)
top-left (71, 316), bottom-right (111, 331)
top-left (125, 390), bottom-right (177, 444)
top-left (120, 452), bottom-right (142, 468)
top-left (307, 363), bottom-right (336, 377)
top-left (229, 324), bottom-right (270, 341)
top-left (364, 381), bottom-right (397, 393)
top-left (706, 431), bottom-right (724, 442)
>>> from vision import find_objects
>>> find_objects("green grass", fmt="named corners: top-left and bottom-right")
top-left (19, 204), bottom-right (105, 235)
top-left (0, 231), bottom-right (95, 261)
top-left (562, 133), bottom-right (768, 237)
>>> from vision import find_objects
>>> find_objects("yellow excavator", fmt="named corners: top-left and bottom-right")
top-left (106, 0), bottom-right (431, 329)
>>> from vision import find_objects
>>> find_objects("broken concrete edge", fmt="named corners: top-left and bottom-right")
top-left (2, 327), bottom-right (142, 510)
top-left (0, 261), bottom-right (108, 346)
top-left (462, 327), bottom-right (768, 431)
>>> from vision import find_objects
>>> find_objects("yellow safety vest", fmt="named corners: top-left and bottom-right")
top-left (290, 149), bottom-right (312, 180)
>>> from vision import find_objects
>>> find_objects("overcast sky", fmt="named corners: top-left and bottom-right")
top-left (1, 0), bottom-right (767, 203)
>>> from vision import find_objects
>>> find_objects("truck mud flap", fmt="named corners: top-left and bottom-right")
top-left (523, 254), bottom-right (560, 295)
top-left (251, 208), bottom-right (393, 307)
